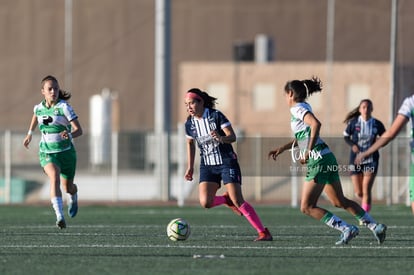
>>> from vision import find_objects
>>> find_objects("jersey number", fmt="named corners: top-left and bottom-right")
top-left (42, 116), bottom-right (53, 126)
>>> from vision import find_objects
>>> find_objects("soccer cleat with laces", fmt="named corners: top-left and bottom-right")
top-left (254, 228), bottom-right (273, 241)
top-left (56, 219), bottom-right (66, 229)
top-left (335, 225), bottom-right (359, 245)
top-left (372, 223), bottom-right (387, 244)
top-left (223, 192), bottom-right (243, 216)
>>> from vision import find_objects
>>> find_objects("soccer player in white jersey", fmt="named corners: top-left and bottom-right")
top-left (268, 76), bottom-right (387, 245)
top-left (343, 99), bottom-right (386, 213)
top-left (184, 88), bottom-right (272, 241)
top-left (23, 75), bottom-right (83, 229)
top-left (356, 94), bottom-right (414, 215)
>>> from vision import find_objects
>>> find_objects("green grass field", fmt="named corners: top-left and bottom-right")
top-left (0, 203), bottom-right (413, 275)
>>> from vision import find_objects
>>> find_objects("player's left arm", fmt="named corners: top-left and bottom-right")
top-left (211, 111), bottom-right (236, 144)
top-left (62, 103), bottom-right (83, 140)
top-left (65, 118), bottom-right (83, 140)
top-left (303, 112), bottom-right (321, 149)
top-left (302, 111), bottom-right (321, 163)
top-left (211, 125), bottom-right (236, 144)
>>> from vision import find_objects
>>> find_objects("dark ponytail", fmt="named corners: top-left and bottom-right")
top-left (284, 76), bottom-right (322, 102)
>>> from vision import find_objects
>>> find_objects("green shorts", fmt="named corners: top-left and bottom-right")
top-left (39, 146), bottom-right (77, 179)
top-left (305, 152), bottom-right (340, 184)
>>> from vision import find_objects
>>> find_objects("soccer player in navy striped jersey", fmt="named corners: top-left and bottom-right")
top-left (268, 77), bottom-right (386, 245)
top-left (343, 99), bottom-right (385, 213)
top-left (184, 88), bottom-right (272, 241)
top-left (23, 75), bottom-right (83, 229)
top-left (356, 94), bottom-right (414, 215)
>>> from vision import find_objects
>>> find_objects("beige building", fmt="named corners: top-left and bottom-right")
top-left (0, 0), bottom-right (412, 134)
top-left (0, 0), bottom-right (411, 204)
top-left (179, 61), bottom-right (391, 137)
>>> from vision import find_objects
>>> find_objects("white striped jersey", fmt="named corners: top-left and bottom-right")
top-left (34, 99), bottom-right (78, 154)
top-left (185, 108), bottom-right (236, 165)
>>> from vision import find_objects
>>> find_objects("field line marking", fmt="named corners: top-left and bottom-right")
top-left (1, 244), bottom-right (414, 250)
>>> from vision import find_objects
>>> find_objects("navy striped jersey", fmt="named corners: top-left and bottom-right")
top-left (185, 108), bottom-right (236, 165)
top-left (34, 99), bottom-right (78, 153)
top-left (343, 116), bottom-right (385, 164)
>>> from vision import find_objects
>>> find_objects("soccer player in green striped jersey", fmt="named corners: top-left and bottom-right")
top-left (268, 76), bottom-right (386, 245)
top-left (23, 75), bottom-right (83, 229)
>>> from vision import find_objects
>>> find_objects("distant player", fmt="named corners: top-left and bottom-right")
top-left (268, 76), bottom-right (387, 245)
top-left (23, 75), bottom-right (83, 229)
top-left (343, 99), bottom-right (386, 213)
top-left (356, 94), bottom-right (414, 215)
top-left (184, 88), bottom-right (272, 241)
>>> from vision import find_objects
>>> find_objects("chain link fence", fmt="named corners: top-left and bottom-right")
top-left (0, 130), bottom-right (410, 206)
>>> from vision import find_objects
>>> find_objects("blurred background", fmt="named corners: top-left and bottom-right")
top-left (0, 0), bottom-right (412, 207)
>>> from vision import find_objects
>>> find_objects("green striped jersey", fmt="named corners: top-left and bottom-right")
top-left (398, 94), bottom-right (414, 139)
top-left (34, 99), bottom-right (78, 153)
top-left (290, 102), bottom-right (330, 156)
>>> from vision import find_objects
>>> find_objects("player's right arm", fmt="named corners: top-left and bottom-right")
top-left (343, 123), bottom-right (360, 154)
top-left (355, 114), bottom-right (408, 164)
top-left (268, 139), bottom-right (297, 161)
top-left (23, 114), bottom-right (38, 149)
top-left (185, 138), bottom-right (196, 181)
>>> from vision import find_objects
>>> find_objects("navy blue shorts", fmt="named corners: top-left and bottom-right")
top-left (349, 161), bottom-right (378, 175)
top-left (199, 161), bottom-right (242, 185)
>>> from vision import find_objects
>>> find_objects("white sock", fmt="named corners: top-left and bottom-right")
top-left (359, 212), bottom-right (377, 230)
top-left (324, 213), bottom-right (349, 232)
top-left (51, 197), bottom-right (64, 221)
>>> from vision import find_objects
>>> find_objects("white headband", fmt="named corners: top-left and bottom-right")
top-left (303, 82), bottom-right (309, 98)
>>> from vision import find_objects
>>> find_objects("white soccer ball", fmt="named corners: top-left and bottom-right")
top-left (166, 218), bottom-right (191, 241)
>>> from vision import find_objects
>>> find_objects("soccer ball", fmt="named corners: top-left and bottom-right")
top-left (166, 218), bottom-right (191, 241)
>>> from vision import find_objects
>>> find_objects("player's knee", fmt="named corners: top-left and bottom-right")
top-left (300, 205), bottom-right (312, 216)
top-left (332, 202), bottom-right (343, 208)
top-left (199, 198), bottom-right (213, 209)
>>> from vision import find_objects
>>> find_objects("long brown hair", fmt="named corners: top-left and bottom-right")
top-left (343, 99), bottom-right (373, 123)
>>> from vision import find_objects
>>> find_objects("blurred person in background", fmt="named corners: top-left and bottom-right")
top-left (343, 99), bottom-right (386, 213)
top-left (355, 94), bottom-right (414, 215)
top-left (23, 75), bottom-right (83, 229)
top-left (184, 88), bottom-right (272, 241)
top-left (268, 76), bottom-right (387, 245)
